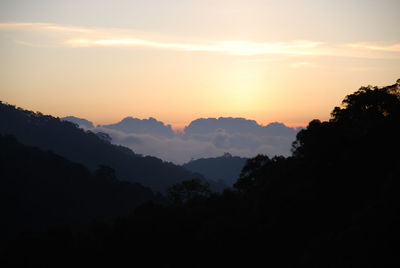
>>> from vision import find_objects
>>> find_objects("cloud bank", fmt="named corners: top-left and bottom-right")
top-left (63, 116), bottom-right (301, 164)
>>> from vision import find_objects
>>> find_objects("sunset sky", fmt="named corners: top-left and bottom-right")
top-left (1, 0), bottom-right (399, 130)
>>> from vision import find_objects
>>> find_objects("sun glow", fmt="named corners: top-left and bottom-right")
top-left (0, 0), bottom-right (399, 129)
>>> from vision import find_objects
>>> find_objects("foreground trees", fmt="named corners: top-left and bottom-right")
top-left (234, 79), bottom-right (400, 266)
top-left (167, 179), bottom-right (211, 204)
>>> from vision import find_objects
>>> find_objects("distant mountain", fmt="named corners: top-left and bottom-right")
top-left (263, 122), bottom-right (301, 136)
top-left (61, 116), bottom-right (94, 129)
top-left (0, 134), bottom-right (154, 243)
top-left (183, 153), bottom-right (249, 186)
top-left (184, 117), bottom-right (259, 135)
top-left (99, 116), bottom-right (175, 137)
top-left (0, 102), bottom-right (202, 192)
top-left (184, 117), bottom-right (299, 137)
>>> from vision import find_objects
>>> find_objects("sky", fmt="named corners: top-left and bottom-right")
top-left (0, 0), bottom-right (399, 130)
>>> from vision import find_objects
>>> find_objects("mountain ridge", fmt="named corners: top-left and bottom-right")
top-left (183, 153), bottom-right (249, 187)
top-left (0, 101), bottom-right (202, 192)
top-left (0, 134), bottom-right (155, 244)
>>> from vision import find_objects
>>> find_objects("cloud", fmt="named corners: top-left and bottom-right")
top-left (1, 22), bottom-right (399, 59)
top-left (0, 22), bottom-right (91, 33)
top-left (62, 116), bottom-right (300, 164)
top-left (348, 43), bottom-right (400, 52)
top-left (112, 129), bottom-right (297, 165)
top-left (92, 119), bottom-right (299, 164)
top-left (99, 117), bottom-right (175, 138)
top-left (290, 61), bottom-right (314, 68)
top-left (65, 38), bottom-right (322, 56)
top-left (14, 40), bottom-right (45, 47)
top-left (95, 127), bottom-right (224, 164)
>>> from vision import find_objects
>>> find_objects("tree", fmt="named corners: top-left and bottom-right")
top-left (167, 179), bottom-right (211, 204)
top-left (234, 154), bottom-right (270, 193)
top-left (94, 165), bottom-right (117, 181)
top-left (292, 80), bottom-right (400, 161)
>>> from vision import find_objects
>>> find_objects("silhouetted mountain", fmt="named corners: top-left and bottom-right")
top-left (184, 117), bottom-right (259, 135)
top-left (0, 102), bottom-right (202, 192)
top-left (183, 153), bottom-right (249, 186)
top-left (0, 134), bottom-right (154, 245)
top-left (263, 122), bottom-right (300, 136)
top-left (99, 116), bottom-right (175, 137)
top-left (184, 117), bottom-right (299, 136)
top-left (62, 116), bottom-right (94, 129)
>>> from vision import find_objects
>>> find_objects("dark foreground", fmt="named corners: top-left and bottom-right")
top-left (1, 80), bottom-right (400, 267)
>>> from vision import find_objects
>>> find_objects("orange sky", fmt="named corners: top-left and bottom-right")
top-left (0, 1), bottom-right (399, 129)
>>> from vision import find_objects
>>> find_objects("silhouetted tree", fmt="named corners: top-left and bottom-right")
top-left (167, 179), bottom-right (210, 204)
top-left (234, 154), bottom-right (270, 192)
top-left (94, 165), bottom-right (117, 181)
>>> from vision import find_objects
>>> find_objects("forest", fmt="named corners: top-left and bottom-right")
top-left (1, 79), bottom-right (399, 267)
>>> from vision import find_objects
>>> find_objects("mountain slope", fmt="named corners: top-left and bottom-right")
top-left (0, 102), bottom-right (202, 192)
top-left (61, 116), bottom-right (94, 129)
top-left (183, 153), bottom-right (249, 186)
top-left (0, 134), bottom-right (154, 243)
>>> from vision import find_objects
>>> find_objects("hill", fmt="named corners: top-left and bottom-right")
top-left (61, 116), bottom-right (95, 129)
top-left (183, 153), bottom-right (249, 186)
top-left (0, 102), bottom-right (202, 192)
top-left (0, 134), bottom-right (154, 244)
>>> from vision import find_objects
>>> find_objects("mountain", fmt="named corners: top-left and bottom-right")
top-left (61, 116), bottom-right (94, 129)
top-left (263, 122), bottom-right (301, 136)
top-left (184, 117), bottom-right (299, 137)
top-left (0, 134), bottom-right (154, 244)
top-left (99, 116), bottom-right (175, 137)
top-left (0, 102), bottom-right (202, 192)
top-left (183, 153), bottom-right (249, 186)
top-left (184, 117), bottom-right (260, 135)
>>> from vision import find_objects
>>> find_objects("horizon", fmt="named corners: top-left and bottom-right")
top-left (1, 1), bottom-right (399, 129)
top-left (62, 114), bottom-right (304, 132)
top-left (0, 98), bottom-right (314, 131)
top-left (1, 99), bottom-right (306, 131)
top-left (1, 99), bottom-right (303, 164)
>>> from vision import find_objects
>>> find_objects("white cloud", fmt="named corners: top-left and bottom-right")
top-left (348, 43), bottom-right (400, 52)
top-left (0, 22), bottom-right (91, 33)
top-left (290, 61), bottom-right (314, 68)
top-left (95, 126), bottom-right (296, 164)
top-left (1, 22), bottom-right (399, 59)
top-left (65, 38), bottom-right (322, 56)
